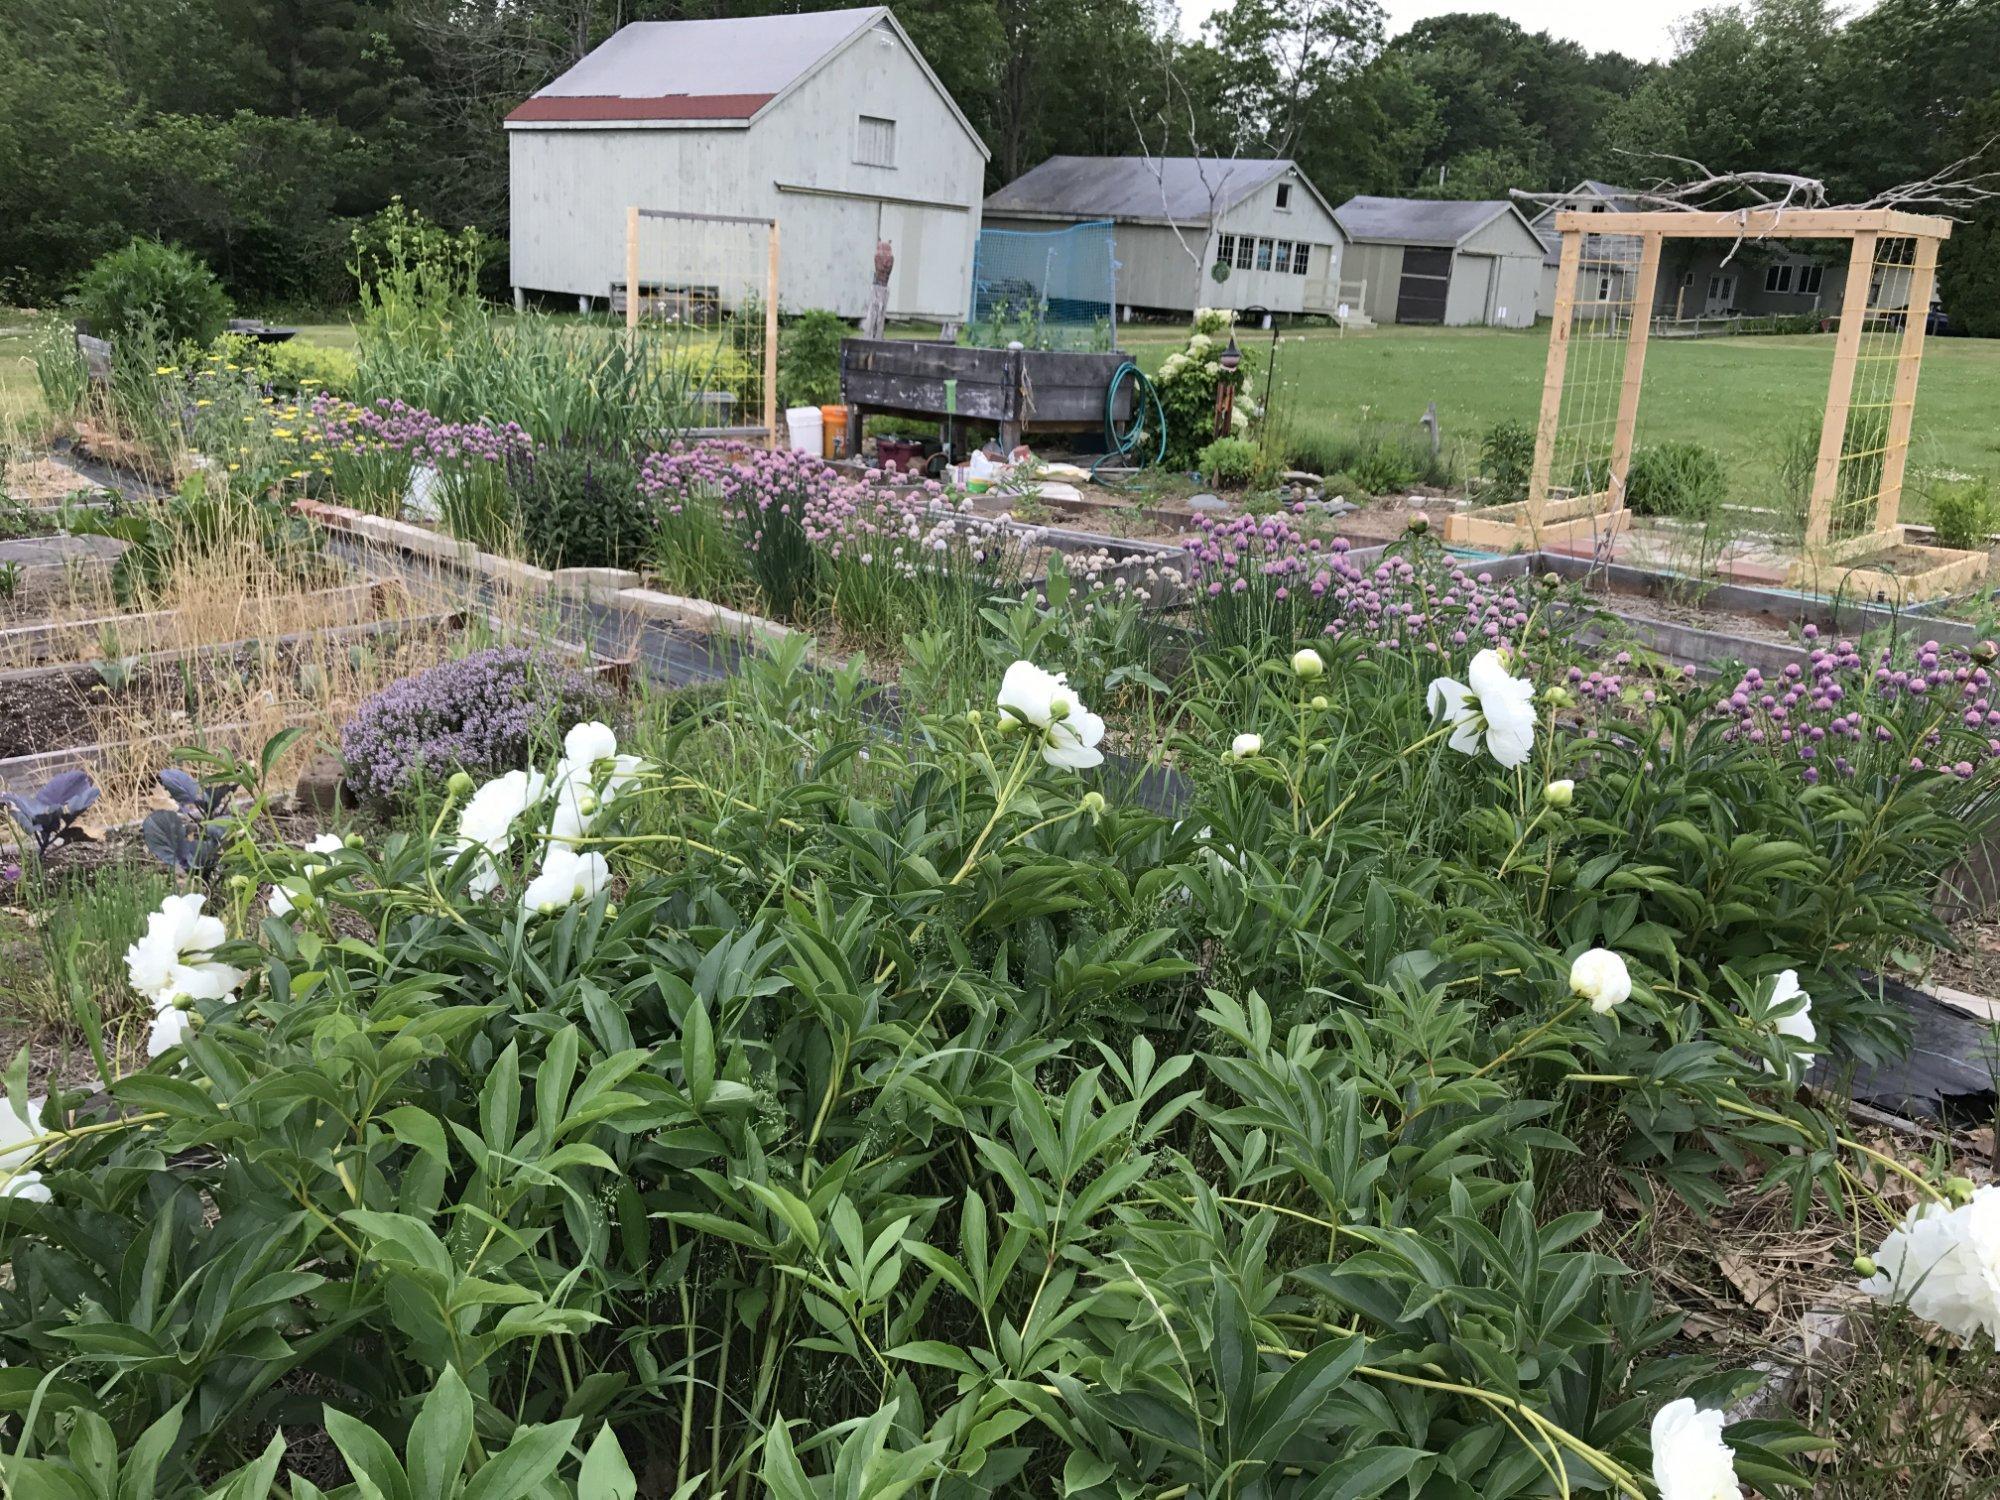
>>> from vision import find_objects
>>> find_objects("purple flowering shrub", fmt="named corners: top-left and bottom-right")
top-left (340, 647), bottom-right (613, 805)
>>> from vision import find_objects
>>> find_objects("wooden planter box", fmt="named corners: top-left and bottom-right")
top-left (838, 340), bottom-right (1131, 453)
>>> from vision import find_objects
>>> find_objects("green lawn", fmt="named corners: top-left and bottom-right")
top-left (1115, 322), bottom-right (2000, 502)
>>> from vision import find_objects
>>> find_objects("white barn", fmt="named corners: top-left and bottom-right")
top-left (982, 157), bottom-right (1348, 318)
top-left (506, 7), bottom-right (987, 322)
top-left (1331, 197), bottom-right (1545, 328)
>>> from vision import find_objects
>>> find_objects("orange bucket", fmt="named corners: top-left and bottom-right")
top-left (819, 405), bottom-right (849, 459)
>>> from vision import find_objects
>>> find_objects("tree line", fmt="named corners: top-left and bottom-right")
top-left (3, 0), bottom-right (1995, 328)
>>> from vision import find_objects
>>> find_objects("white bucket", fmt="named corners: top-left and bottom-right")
top-left (785, 406), bottom-right (822, 455)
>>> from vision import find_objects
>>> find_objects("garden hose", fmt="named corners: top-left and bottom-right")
top-left (1093, 360), bottom-right (1167, 479)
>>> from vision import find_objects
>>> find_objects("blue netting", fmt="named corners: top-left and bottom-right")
top-left (968, 219), bottom-right (1117, 350)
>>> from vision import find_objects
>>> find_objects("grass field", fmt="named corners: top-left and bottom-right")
top-left (7, 312), bottom-right (1994, 518)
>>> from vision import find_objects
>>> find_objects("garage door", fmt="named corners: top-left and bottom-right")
top-left (1396, 247), bottom-right (1452, 324)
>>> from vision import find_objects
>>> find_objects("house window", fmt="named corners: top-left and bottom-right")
top-left (1216, 234), bottom-right (1236, 269)
top-left (1235, 237), bottom-right (1254, 270)
top-left (1276, 182), bottom-right (1292, 210)
top-left (1765, 263), bottom-right (1794, 293)
top-left (1708, 274), bottom-right (1731, 300)
top-left (1799, 264), bottom-right (1824, 295)
top-left (1274, 241), bottom-right (1292, 274)
top-left (854, 115), bottom-right (896, 167)
top-left (1255, 238), bottom-right (1273, 271)
top-left (1596, 273), bottom-right (1613, 301)
top-left (1293, 243), bottom-right (1310, 277)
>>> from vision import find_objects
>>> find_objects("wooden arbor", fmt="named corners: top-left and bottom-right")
top-left (1445, 208), bottom-right (1980, 598)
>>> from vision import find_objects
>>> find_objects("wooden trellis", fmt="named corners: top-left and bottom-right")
top-left (1449, 207), bottom-right (1978, 596)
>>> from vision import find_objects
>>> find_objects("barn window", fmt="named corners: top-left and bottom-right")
top-left (1235, 236), bottom-right (1254, 270)
top-left (1255, 238), bottom-right (1273, 271)
top-left (1276, 183), bottom-right (1292, 210)
top-left (1293, 243), bottom-right (1310, 276)
top-left (1274, 241), bottom-right (1292, 274)
top-left (1765, 263), bottom-right (1794, 293)
top-left (855, 115), bottom-right (896, 168)
top-left (1216, 234), bottom-right (1235, 268)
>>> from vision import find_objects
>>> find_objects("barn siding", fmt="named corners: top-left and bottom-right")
top-left (507, 18), bottom-right (983, 320)
top-left (1342, 242), bottom-right (1405, 324)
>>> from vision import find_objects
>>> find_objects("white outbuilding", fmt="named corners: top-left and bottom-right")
top-left (506, 7), bottom-right (987, 322)
top-left (982, 157), bottom-right (1348, 318)
top-left (1331, 196), bottom-right (1545, 328)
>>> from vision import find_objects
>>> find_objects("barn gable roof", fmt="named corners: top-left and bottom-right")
top-left (505, 6), bottom-right (984, 154)
top-left (1333, 195), bottom-right (1540, 251)
top-left (985, 156), bottom-right (1334, 227)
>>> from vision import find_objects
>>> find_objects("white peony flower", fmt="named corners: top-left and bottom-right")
top-left (457, 769), bottom-right (548, 856)
top-left (521, 847), bottom-right (612, 915)
top-left (1768, 970), bottom-right (1815, 1047)
top-left (547, 723), bottom-right (645, 848)
top-left (1427, 648), bottom-right (1537, 768)
top-left (443, 841), bottom-right (502, 898)
top-left (1569, 947), bottom-right (1631, 1014)
top-left (996, 661), bottom-right (1106, 771)
top-left (1230, 733), bottom-right (1262, 759)
top-left (146, 1006), bottom-right (193, 1059)
top-left (268, 833), bottom-right (348, 919)
top-left (124, 894), bottom-right (246, 1009)
top-left (303, 832), bottom-right (345, 858)
top-left (1859, 1185), bottom-right (2000, 1347)
top-left (0, 1094), bottom-right (51, 1203)
top-left (1649, 1398), bottom-right (1742, 1500)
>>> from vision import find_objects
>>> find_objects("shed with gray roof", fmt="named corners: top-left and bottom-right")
top-left (983, 156), bottom-right (1348, 317)
top-left (506, 7), bottom-right (986, 320)
top-left (1332, 195), bottom-right (1545, 328)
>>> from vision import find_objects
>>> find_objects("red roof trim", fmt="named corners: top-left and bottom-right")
top-left (506, 92), bottom-right (773, 123)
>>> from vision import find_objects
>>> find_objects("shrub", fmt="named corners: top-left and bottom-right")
top-left (260, 337), bottom-right (358, 396)
top-left (777, 308), bottom-right (847, 409)
top-left (1197, 434), bottom-right (1259, 487)
top-left (508, 443), bottom-right (652, 570)
top-left (339, 646), bottom-right (613, 804)
top-left (1625, 440), bottom-right (1726, 520)
top-left (73, 238), bottom-right (232, 347)
top-left (1479, 419), bottom-right (1536, 503)
top-left (1153, 309), bottom-right (1255, 470)
top-left (1927, 474), bottom-right (1995, 550)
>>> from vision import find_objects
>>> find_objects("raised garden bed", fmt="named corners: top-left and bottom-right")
top-left (839, 339), bottom-right (1133, 452)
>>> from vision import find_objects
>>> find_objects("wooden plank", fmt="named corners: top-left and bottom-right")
top-left (625, 206), bottom-right (640, 336)
top-left (840, 372), bottom-right (1013, 422)
top-left (841, 340), bottom-right (1016, 382)
top-left (1607, 232), bottom-right (1663, 517)
top-left (1806, 233), bottom-right (1879, 550)
top-left (764, 220), bottom-right (780, 448)
top-left (1555, 209), bottom-right (1954, 240)
top-left (1873, 235), bottom-right (1940, 533)
top-left (1525, 230), bottom-right (1583, 529)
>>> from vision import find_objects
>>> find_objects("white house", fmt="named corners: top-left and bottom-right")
top-left (506, 7), bottom-right (987, 321)
top-left (1331, 197), bottom-right (1545, 328)
top-left (982, 157), bottom-right (1348, 317)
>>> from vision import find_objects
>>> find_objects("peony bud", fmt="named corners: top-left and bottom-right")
top-left (1406, 510), bottom-right (1429, 534)
top-left (1947, 1175), bottom-right (1976, 1204)
top-left (1290, 648), bottom-right (1325, 680)
top-left (1852, 1254), bottom-right (1877, 1277)
top-left (1543, 778), bottom-right (1575, 808)
top-left (1079, 790), bottom-right (1107, 824)
top-left (1310, 694), bottom-right (1329, 711)
top-left (1569, 947), bottom-right (1631, 1013)
top-left (447, 770), bottom-right (476, 797)
top-left (1230, 733), bottom-right (1262, 759)
top-left (1540, 571), bottom-right (1562, 592)
top-left (228, 874), bottom-right (252, 891)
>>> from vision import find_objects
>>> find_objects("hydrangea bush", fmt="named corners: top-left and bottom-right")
top-left (1153, 307), bottom-right (1257, 469)
top-left (339, 646), bottom-right (613, 804)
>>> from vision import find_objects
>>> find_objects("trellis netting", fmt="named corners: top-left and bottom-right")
top-left (968, 219), bottom-right (1116, 350)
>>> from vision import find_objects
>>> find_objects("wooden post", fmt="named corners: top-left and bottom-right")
top-left (1606, 231), bottom-right (1663, 517)
top-left (1525, 230), bottom-right (1582, 531)
top-left (764, 219), bottom-right (781, 449)
top-left (625, 207), bottom-right (640, 335)
top-left (1873, 234), bottom-right (1940, 534)
top-left (1806, 232), bottom-right (1879, 550)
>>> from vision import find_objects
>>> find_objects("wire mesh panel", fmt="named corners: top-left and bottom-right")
top-left (1547, 229), bottom-right (1646, 505)
top-left (1828, 235), bottom-right (1930, 541)
top-left (625, 208), bottom-right (778, 441)
top-left (967, 220), bottom-right (1116, 351)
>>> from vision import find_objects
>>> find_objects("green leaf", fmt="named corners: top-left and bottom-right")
top-left (1297, 1445), bottom-right (1429, 1499)
top-left (461, 1419), bottom-right (582, 1500)
top-left (577, 1424), bottom-right (637, 1500)
top-left (407, 1367), bottom-right (474, 1500)
top-left (323, 1407), bottom-right (410, 1500)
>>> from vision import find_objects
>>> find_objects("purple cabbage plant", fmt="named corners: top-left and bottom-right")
top-left (1, 770), bottom-right (100, 854)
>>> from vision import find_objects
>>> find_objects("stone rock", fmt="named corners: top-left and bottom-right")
top-left (1186, 493), bottom-right (1229, 512)
top-left (1282, 470), bottom-right (1323, 486)
top-left (295, 752), bottom-right (349, 814)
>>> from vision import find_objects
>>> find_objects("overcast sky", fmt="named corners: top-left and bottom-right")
top-left (1178, 0), bottom-right (1711, 62)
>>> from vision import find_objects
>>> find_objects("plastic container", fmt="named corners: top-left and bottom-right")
top-left (819, 405), bottom-right (850, 459)
top-left (965, 449), bottom-right (1000, 493)
top-left (785, 406), bottom-right (822, 455)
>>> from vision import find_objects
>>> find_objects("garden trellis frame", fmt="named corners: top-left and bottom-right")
top-left (1456, 207), bottom-right (1970, 594)
top-left (621, 205), bottom-right (781, 447)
